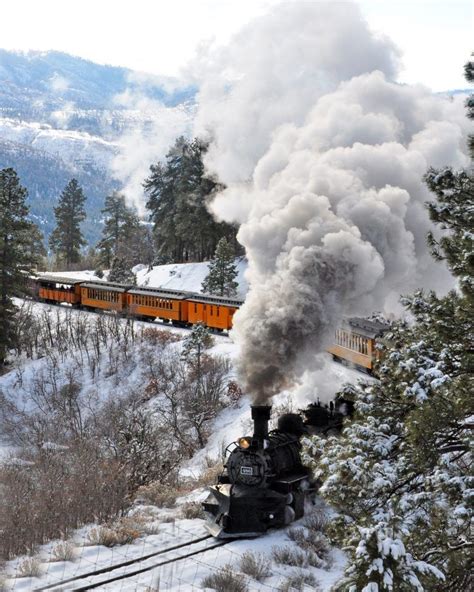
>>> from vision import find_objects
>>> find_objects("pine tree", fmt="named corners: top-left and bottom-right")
top-left (181, 322), bottom-right (213, 363)
top-left (201, 237), bottom-right (239, 296)
top-left (97, 191), bottom-right (129, 269)
top-left (108, 256), bottom-right (136, 285)
top-left (305, 61), bottom-right (474, 591)
top-left (144, 137), bottom-right (239, 263)
top-left (49, 179), bottom-right (86, 268)
top-left (464, 54), bottom-right (474, 158)
top-left (0, 168), bottom-right (43, 364)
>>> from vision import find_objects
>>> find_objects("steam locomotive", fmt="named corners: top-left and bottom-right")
top-left (203, 405), bottom-right (314, 538)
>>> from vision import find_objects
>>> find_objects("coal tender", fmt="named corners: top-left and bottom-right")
top-left (203, 405), bottom-right (314, 538)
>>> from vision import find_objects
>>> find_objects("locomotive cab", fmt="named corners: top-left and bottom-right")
top-left (203, 405), bottom-right (313, 538)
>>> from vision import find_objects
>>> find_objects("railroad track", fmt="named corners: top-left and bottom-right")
top-left (33, 534), bottom-right (230, 591)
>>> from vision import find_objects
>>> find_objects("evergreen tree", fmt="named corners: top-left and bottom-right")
top-left (49, 179), bottom-right (86, 268)
top-left (464, 54), bottom-right (474, 158)
top-left (305, 62), bottom-right (474, 591)
top-left (97, 191), bottom-right (129, 268)
top-left (181, 322), bottom-right (213, 363)
top-left (0, 168), bottom-right (43, 364)
top-left (108, 256), bottom-right (136, 285)
top-left (201, 237), bottom-right (239, 296)
top-left (181, 323), bottom-right (214, 408)
top-left (97, 191), bottom-right (154, 273)
top-left (144, 137), bottom-right (239, 263)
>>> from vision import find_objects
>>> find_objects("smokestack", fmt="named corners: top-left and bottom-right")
top-left (251, 405), bottom-right (272, 441)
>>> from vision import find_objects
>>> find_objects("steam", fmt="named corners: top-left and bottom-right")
top-left (110, 89), bottom-right (193, 215)
top-left (194, 1), bottom-right (470, 403)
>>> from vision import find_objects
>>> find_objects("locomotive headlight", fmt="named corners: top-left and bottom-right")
top-left (238, 437), bottom-right (251, 449)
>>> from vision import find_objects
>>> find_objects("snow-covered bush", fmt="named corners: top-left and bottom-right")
top-left (136, 482), bottom-right (181, 508)
top-left (271, 545), bottom-right (308, 567)
top-left (17, 556), bottom-right (43, 578)
top-left (49, 540), bottom-right (77, 562)
top-left (278, 570), bottom-right (320, 592)
top-left (180, 502), bottom-right (205, 520)
top-left (86, 523), bottom-right (140, 547)
top-left (287, 528), bottom-right (332, 569)
top-left (202, 565), bottom-right (248, 592)
top-left (239, 551), bottom-right (272, 582)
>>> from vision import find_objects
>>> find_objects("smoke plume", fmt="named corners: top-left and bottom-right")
top-left (194, 1), bottom-right (470, 403)
top-left (111, 89), bottom-right (193, 215)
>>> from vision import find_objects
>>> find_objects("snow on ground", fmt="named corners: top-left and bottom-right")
top-left (0, 282), bottom-right (365, 590)
top-left (5, 514), bottom-right (346, 591)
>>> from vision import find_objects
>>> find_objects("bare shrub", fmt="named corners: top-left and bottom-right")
top-left (287, 528), bottom-right (332, 568)
top-left (144, 348), bottom-right (230, 452)
top-left (136, 482), bottom-right (182, 508)
top-left (95, 392), bottom-right (182, 493)
top-left (17, 556), bottom-right (43, 578)
top-left (50, 540), bottom-right (77, 562)
top-left (272, 546), bottom-right (308, 567)
top-left (180, 502), bottom-right (206, 520)
top-left (123, 513), bottom-right (160, 536)
top-left (86, 521), bottom-right (140, 547)
top-left (226, 380), bottom-right (243, 407)
top-left (239, 551), bottom-right (272, 581)
top-left (303, 508), bottom-right (328, 533)
top-left (196, 461), bottom-right (224, 488)
top-left (278, 570), bottom-right (320, 592)
top-left (201, 565), bottom-right (248, 592)
top-left (141, 328), bottom-right (180, 347)
top-left (140, 522), bottom-right (161, 536)
top-left (0, 442), bottom-right (128, 560)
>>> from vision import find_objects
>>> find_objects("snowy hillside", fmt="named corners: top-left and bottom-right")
top-left (43, 258), bottom-right (249, 297)
top-left (0, 297), bottom-right (357, 590)
top-left (0, 50), bottom-right (196, 243)
top-left (0, 117), bottom-right (117, 171)
top-left (135, 259), bottom-right (248, 297)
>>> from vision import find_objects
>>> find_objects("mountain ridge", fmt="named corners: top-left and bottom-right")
top-left (0, 49), bottom-right (195, 244)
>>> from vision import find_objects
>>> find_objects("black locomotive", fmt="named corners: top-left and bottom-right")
top-left (203, 405), bottom-right (314, 538)
top-left (302, 396), bottom-right (355, 435)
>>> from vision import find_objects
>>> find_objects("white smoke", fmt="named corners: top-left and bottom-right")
top-left (193, 1), bottom-right (470, 403)
top-left (110, 90), bottom-right (193, 215)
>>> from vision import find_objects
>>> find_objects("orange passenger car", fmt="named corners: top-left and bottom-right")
top-left (327, 317), bottom-right (389, 373)
top-left (80, 281), bottom-right (129, 312)
top-left (188, 294), bottom-right (242, 331)
top-left (127, 287), bottom-right (189, 324)
top-left (36, 275), bottom-right (83, 305)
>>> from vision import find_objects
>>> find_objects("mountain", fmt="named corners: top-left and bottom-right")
top-left (0, 50), bottom-right (195, 244)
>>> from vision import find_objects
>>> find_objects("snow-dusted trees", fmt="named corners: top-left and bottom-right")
top-left (96, 191), bottom-right (153, 274)
top-left (144, 137), bottom-right (238, 263)
top-left (0, 168), bottom-right (43, 365)
top-left (181, 322), bottom-right (213, 362)
top-left (108, 255), bottom-right (137, 284)
top-left (465, 55), bottom-right (474, 158)
top-left (305, 67), bottom-right (474, 591)
top-left (49, 178), bottom-right (87, 268)
top-left (201, 237), bottom-right (239, 296)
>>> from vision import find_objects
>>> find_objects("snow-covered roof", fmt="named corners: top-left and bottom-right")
top-left (189, 294), bottom-right (244, 306)
top-left (36, 274), bottom-right (83, 285)
top-left (128, 287), bottom-right (189, 300)
top-left (345, 317), bottom-right (390, 338)
top-left (81, 281), bottom-right (129, 293)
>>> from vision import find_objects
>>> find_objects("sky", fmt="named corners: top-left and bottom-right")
top-left (0, 0), bottom-right (472, 91)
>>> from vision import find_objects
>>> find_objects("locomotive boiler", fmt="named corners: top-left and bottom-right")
top-left (203, 405), bottom-right (313, 538)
